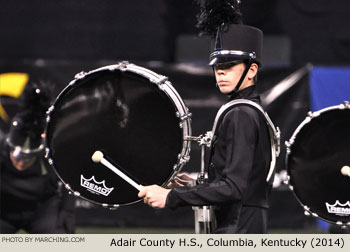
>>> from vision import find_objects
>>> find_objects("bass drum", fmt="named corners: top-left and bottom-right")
top-left (46, 62), bottom-right (191, 208)
top-left (286, 102), bottom-right (350, 227)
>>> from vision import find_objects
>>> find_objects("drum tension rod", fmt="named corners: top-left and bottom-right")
top-left (154, 76), bottom-right (168, 86)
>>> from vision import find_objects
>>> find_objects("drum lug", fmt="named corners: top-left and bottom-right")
top-left (307, 111), bottom-right (320, 119)
top-left (304, 211), bottom-right (310, 216)
top-left (46, 105), bottom-right (54, 122)
top-left (285, 140), bottom-right (292, 154)
top-left (176, 111), bottom-right (192, 121)
top-left (334, 221), bottom-right (344, 228)
top-left (70, 190), bottom-right (80, 197)
top-left (151, 75), bottom-right (168, 87)
top-left (177, 111), bottom-right (192, 129)
top-left (74, 71), bottom-right (87, 80)
top-left (117, 61), bottom-right (130, 71)
top-left (45, 147), bottom-right (51, 159)
top-left (311, 212), bottom-right (318, 218)
top-left (73, 191), bottom-right (80, 197)
top-left (283, 175), bottom-right (290, 185)
top-left (337, 222), bottom-right (350, 229)
top-left (47, 105), bottom-right (54, 114)
top-left (303, 114), bottom-right (312, 124)
top-left (109, 205), bottom-right (120, 210)
top-left (275, 127), bottom-right (281, 157)
top-left (65, 183), bottom-right (72, 191)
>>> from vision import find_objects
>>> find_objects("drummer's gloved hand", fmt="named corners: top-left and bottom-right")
top-left (138, 185), bottom-right (170, 209)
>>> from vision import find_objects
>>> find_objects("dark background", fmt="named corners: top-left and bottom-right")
top-left (1, 0), bottom-right (350, 65)
top-left (1, 0), bottom-right (349, 232)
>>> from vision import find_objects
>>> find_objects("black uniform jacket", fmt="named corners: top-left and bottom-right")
top-left (0, 136), bottom-right (58, 213)
top-left (166, 85), bottom-right (272, 233)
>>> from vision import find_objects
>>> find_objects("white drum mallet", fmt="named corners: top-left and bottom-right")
top-left (91, 151), bottom-right (141, 191)
top-left (341, 165), bottom-right (350, 177)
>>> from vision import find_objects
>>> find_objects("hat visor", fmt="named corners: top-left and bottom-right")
top-left (209, 54), bottom-right (251, 66)
top-left (11, 146), bottom-right (44, 160)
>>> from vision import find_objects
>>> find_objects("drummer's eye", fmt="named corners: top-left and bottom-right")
top-left (214, 61), bottom-right (243, 71)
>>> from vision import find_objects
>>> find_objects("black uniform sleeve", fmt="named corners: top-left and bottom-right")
top-left (166, 106), bottom-right (259, 210)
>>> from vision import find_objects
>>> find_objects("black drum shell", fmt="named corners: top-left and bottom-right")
top-left (287, 106), bottom-right (350, 225)
top-left (46, 65), bottom-right (188, 206)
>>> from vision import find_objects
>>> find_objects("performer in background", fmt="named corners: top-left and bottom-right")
top-left (0, 82), bottom-right (75, 234)
top-left (139, 0), bottom-right (274, 233)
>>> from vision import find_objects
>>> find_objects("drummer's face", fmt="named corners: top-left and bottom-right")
top-left (214, 62), bottom-right (257, 94)
top-left (10, 151), bottom-right (36, 171)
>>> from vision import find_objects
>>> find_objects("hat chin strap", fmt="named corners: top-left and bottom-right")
top-left (227, 59), bottom-right (253, 97)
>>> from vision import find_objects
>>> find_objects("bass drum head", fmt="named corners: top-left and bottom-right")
top-left (46, 64), bottom-right (188, 207)
top-left (287, 105), bottom-right (350, 225)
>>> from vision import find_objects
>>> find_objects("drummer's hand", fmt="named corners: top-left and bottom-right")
top-left (167, 173), bottom-right (195, 188)
top-left (138, 185), bottom-right (170, 209)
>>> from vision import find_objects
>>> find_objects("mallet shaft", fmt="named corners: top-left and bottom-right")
top-left (92, 151), bottom-right (141, 191)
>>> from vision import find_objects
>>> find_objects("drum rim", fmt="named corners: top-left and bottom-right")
top-left (45, 62), bottom-right (192, 207)
top-left (286, 101), bottom-right (350, 152)
top-left (285, 101), bottom-right (350, 226)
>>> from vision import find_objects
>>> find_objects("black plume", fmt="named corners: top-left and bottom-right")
top-left (196, 0), bottom-right (242, 37)
top-left (18, 81), bottom-right (54, 132)
top-left (19, 82), bottom-right (53, 114)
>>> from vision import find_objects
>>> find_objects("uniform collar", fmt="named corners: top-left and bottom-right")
top-left (228, 85), bottom-right (260, 103)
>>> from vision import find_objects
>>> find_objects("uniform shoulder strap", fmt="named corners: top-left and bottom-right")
top-left (210, 99), bottom-right (280, 185)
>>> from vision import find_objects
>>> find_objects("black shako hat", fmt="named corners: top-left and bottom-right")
top-left (7, 113), bottom-right (45, 159)
top-left (209, 24), bottom-right (263, 66)
top-left (195, 0), bottom-right (263, 66)
top-left (6, 82), bottom-right (52, 160)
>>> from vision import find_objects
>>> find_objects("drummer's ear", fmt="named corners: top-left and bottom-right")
top-left (247, 63), bottom-right (258, 83)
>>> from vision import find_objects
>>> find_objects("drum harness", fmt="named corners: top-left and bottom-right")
top-left (185, 99), bottom-right (280, 233)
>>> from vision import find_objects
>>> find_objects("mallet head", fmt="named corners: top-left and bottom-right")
top-left (92, 151), bottom-right (104, 163)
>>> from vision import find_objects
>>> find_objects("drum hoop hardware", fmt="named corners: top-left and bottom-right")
top-left (115, 62), bottom-right (193, 189)
top-left (285, 101), bottom-right (350, 227)
top-left (64, 183), bottom-right (71, 191)
top-left (115, 62), bottom-right (193, 190)
top-left (150, 75), bottom-right (168, 86)
top-left (177, 111), bottom-right (192, 121)
top-left (184, 132), bottom-right (213, 147)
top-left (117, 61), bottom-right (129, 71)
top-left (74, 71), bottom-right (87, 80)
top-left (73, 191), bottom-right (80, 197)
top-left (46, 105), bottom-right (55, 123)
top-left (183, 132), bottom-right (217, 234)
top-left (45, 62), bottom-right (193, 207)
top-left (285, 101), bottom-right (350, 152)
top-left (283, 174), bottom-right (291, 185)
